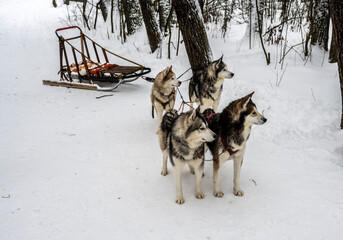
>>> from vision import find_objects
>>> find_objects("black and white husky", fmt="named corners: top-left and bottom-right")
top-left (203, 92), bottom-right (267, 197)
top-left (189, 56), bottom-right (234, 112)
top-left (158, 108), bottom-right (216, 204)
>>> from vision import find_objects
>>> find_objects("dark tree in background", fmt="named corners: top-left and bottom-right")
top-left (330, 0), bottom-right (343, 129)
top-left (311, 0), bottom-right (330, 51)
top-left (155, 0), bottom-right (166, 33)
top-left (118, 0), bottom-right (142, 42)
top-left (122, 0), bottom-right (135, 36)
top-left (329, 31), bottom-right (337, 63)
top-left (138, 0), bottom-right (161, 53)
top-left (172, 0), bottom-right (212, 72)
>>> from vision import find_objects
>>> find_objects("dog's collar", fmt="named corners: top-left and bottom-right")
top-left (157, 88), bottom-right (175, 98)
top-left (206, 113), bottom-right (238, 155)
top-left (221, 135), bottom-right (238, 155)
top-left (207, 112), bottom-right (218, 123)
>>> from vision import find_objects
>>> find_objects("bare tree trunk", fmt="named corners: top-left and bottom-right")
top-left (122, 0), bottom-right (134, 35)
top-left (330, 0), bottom-right (343, 128)
top-left (305, 0), bottom-right (314, 57)
top-left (165, 5), bottom-right (174, 59)
top-left (118, 0), bottom-right (126, 43)
top-left (111, 0), bottom-right (114, 33)
top-left (139, 0), bottom-right (162, 53)
top-left (329, 30), bottom-right (337, 63)
top-left (94, 2), bottom-right (99, 29)
top-left (256, 0), bottom-right (270, 65)
top-left (249, 0), bottom-right (252, 49)
top-left (172, 0), bottom-right (212, 72)
top-left (156, 0), bottom-right (166, 33)
top-left (99, 0), bottom-right (108, 22)
top-left (82, 0), bottom-right (91, 30)
top-left (176, 27), bottom-right (180, 56)
top-left (312, 0), bottom-right (329, 51)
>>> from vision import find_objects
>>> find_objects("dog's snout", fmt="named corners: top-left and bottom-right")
top-left (262, 117), bottom-right (267, 123)
top-left (231, 73), bottom-right (234, 77)
top-left (213, 133), bottom-right (217, 139)
top-left (178, 81), bottom-right (182, 86)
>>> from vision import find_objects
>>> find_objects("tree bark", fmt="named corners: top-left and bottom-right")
top-left (82, 0), bottom-right (91, 30)
top-left (172, 0), bottom-right (212, 72)
top-left (312, 0), bottom-right (329, 51)
top-left (304, 0), bottom-right (314, 57)
top-left (256, 0), bottom-right (270, 65)
top-left (330, 0), bottom-right (343, 128)
top-left (99, 0), bottom-right (108, 22)
top-left (156, 0), bottom-right (166, 33)
top-left (329, 30), bottom-right (337, 63)
top-left (139, 0), bottom-right (162, 53)
top-left (122, 0), bottom-right (134, 35)
top-left (111, 0), bottom-right (114, 33)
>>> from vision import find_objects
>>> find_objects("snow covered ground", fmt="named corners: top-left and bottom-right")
top-left (1, 1), bottom-right (343, 239)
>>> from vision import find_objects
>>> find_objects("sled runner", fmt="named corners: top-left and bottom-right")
top-left (43, 26), bottom-right (151, 91)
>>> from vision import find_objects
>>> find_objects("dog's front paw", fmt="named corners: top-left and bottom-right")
top-left (161, 169), bottom-right (168, 176)
top-left (214, 191), bottom-right (224, 198)
top-left (175, 197), bottom-right (185, 204)
top-left (234, 188), bottom-right (244, 196)
top-left (195, 192), bottom-right (204, 199)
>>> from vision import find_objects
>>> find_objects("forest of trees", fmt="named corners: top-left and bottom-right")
top-left (53, 0), bottom-right (343, 129)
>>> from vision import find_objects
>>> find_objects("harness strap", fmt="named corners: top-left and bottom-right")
top-left (207, 113), bottom-right (239, 157)
top-left (220, 135), bottom-right (238, 155)
top-left (207, 112), bottom-right (218, 123)
top-left (154, 89), bottom-right (175, 108)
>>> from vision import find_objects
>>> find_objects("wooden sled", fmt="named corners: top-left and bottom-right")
top-left (43, 26), bottom-right (151, 91)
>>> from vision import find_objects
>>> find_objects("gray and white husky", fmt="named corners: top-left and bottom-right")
top-left (158, 108), bottom-right (216, 204)
top-left (189, 56), bottom-right (234, 112)
top-left (203, 92), bottom-right (267, 198)
top-left (151, 66), bottom-right (181, 125)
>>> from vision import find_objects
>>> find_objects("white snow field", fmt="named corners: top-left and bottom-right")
top-left (1, 1), bottom-right (343, 240)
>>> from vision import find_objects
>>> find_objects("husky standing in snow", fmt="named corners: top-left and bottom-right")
top-left (189, 56), bottom-right (234, 112)
top-left (158, 108), bottom-right (216, 204)
top-left (203, 92), bottom-right (267, 197)
top-left (151, 66), bottom-right (181, 125)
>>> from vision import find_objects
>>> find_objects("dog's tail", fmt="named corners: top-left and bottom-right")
top-left (152, 106), bottom-right (155, 119)
top-left (161, 110), bottom-right (178, 132)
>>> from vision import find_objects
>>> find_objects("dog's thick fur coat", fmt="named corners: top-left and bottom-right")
top-left (151, 66), bottom-right (180, 124)
top-left (158, 108), bottom-right (216, 204)
top-left (203, 92), bottom-right (267, 197)
top-left (189, 56), bottom-right (234, 112)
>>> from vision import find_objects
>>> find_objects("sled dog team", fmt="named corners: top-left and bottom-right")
top-left (151, 56), bottom-right (267, 204)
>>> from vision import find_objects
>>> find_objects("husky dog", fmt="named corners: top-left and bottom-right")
top-left (189, 56), bottom-right (234, 112)
top-left (158, 108), bottom-right (217, 204)
top-left (151, 66), bottom-right (181, 124)
top-left (203, 92), bottom-right (267, 197)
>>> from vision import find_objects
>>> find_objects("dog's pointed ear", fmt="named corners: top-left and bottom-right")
top-left (161, 66), bottom-right (171, 79)
top-left (219, 55), bottom-right (223, 63)
top-left (169, 65), bottom-right (172, 72)
top-left (241, 92), bottom-right (254, 109)
top-left (188, 108), bottom-right (196, 123)
top-left (165, 66), bottom-right (171, 74)
top-left (188, 107), bottom-right (200, 123)
top-left (198, 104), bottom-right (206, 114)
top-left (214, 55), bottom-right (223, 68)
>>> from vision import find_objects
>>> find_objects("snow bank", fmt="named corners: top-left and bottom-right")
top-left (1, 1), bottom-right (343, 240)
